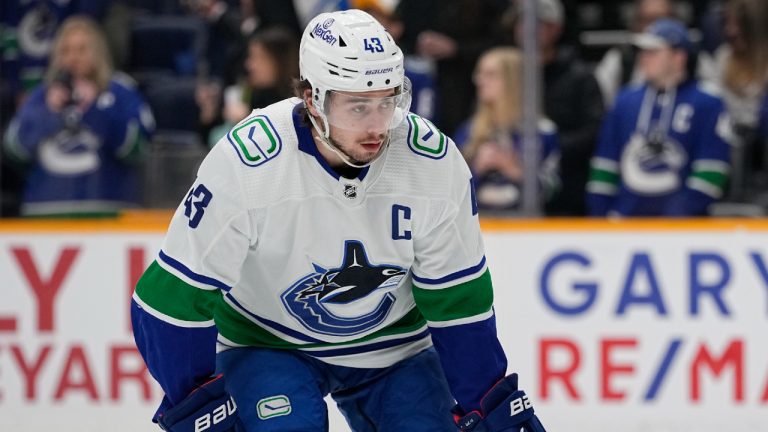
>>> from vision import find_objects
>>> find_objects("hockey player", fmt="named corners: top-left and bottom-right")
top-left (587, 18), bottom-right (731, 216)
top-left (131, 9), bottom-right (545, 432)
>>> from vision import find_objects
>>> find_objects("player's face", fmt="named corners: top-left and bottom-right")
top-left (324, 88), bottom-right (398, 166)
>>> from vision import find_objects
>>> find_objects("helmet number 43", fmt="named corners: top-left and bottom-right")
top-left (364, 38), bottom-right (384, 53)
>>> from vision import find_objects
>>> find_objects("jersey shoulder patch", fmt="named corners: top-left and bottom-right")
top-left (227, 113), bottom-right (283, 167)
top-left (405, 113), bottom-right (448, 159)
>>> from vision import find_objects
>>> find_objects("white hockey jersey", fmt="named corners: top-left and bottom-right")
top-left (132, 98), bottom-right (506, 412)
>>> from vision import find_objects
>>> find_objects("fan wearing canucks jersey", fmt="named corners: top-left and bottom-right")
top-left (587, 18), bottom-right (731, 217)
top-left (4, 17), bottom-right (154, 216)
top-left (131, 9), bottom-right (545, 432)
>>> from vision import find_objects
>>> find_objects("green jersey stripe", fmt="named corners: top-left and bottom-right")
top-left (412, 269), bottom-right (494, 322)
top-left (135, 261), bottom-right (220, 322)
top-left (690, 170), bottom-right (727, 188)
top-left (589, 168), bottom-right (621, 185)
top-left (216, 300), bottom-right (427, 350)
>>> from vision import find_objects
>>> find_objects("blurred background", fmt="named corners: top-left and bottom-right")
top-left (0, 1), bottom-right (767, 431)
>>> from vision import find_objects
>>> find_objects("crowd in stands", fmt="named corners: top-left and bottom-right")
top-left (1, 0), bottom-right (767, 217)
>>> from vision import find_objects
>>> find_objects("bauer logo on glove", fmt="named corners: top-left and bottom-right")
top-left (455, 373), bottom-right (546, 432)
top-left (158, 375), bottom-right (244, 432)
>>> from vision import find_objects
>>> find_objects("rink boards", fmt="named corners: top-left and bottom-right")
top-left (0, 213), bottom-right (766, 431)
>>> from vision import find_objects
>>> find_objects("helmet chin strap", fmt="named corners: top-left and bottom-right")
top-left (308, 113), bottom-right (389, 169)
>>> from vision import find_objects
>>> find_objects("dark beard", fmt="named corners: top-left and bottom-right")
top-left (327, 137), bottom-right (366, 178)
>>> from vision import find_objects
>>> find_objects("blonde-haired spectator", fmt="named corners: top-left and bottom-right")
top-left (454, 47), bottom-right (559, 212)
top-left (699, 0), bottom-right (768, 198)
top-left (3, 16), bottom-right (154, 217)
top-left (701, 0), bottom-right (768, 131)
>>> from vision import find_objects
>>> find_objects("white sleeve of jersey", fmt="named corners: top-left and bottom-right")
top-left (411, 144), bottom-right (486, 284)
top-left (160, 144), bottom-right (253, 290)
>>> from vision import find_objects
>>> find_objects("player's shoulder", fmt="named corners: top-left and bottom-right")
top-left (386, 113), bottom-right (470, 195)
top-left (203, 99), bottom-right (299, 182)
top-left (222, 98), bottom-right (301, 168)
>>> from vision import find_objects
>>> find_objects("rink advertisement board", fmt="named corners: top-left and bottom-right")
top-left (0, 216), bottom-right (766, 431)
top-left (483, 220), bottom-right (768, 432)
top-left (0, 225), bottom-right (164, 431)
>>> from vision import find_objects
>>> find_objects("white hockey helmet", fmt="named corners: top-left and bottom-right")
top-left (299, 9), bottom-right (411, 138)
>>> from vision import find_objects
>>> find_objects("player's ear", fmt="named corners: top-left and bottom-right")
top-left (303, 88), bottom-right (321, 117)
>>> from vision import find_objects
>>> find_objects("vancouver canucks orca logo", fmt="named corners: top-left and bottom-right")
top-left (622, 133), bottom-right (687, 195)
top-left (281, 241), bottom-right (406, 337)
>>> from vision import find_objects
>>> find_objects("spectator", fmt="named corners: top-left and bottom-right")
top-left (594, 0), bottom-right (675, 107)
top-left (199, 26), bottom-right (299, 147)
top-left (587, 18), bottom-right (731, 217)
top-left (1, 0), bottom-right (130, 115)
top-left (3, 16), bottom-right (154, 217)
top-left (243, 27), bottom-right (299, 109)
top-left (455, 47), bottom-right (559, 212)
top-left (184, 0), bottom-right (302, 87)
top-left (697, 1), bottom-right (725, 56)
top-left (396, 0), bottom-right (506, 135)
top-left (1, 0), bottom-right (118, 104)
top-left (699, 0), bottom-right (768, 198)
top-left (505, 0), bottom-right (604, 216)
top-left (700, 0), bottom-right (768, 132)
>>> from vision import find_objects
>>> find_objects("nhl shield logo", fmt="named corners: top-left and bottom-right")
top-left (343, 184), bottom-right (357, 199)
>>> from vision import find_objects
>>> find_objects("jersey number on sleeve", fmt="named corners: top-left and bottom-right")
top-left (184, 184), bottom-right (213, 228)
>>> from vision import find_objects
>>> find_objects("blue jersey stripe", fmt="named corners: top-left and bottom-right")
top-left (412, 256), bottom-right (486, 285)
top-left (159, 250), bottom-right (232, 292)
top-left (225, 294), bottom-right (325, 344)
top-left (303, 329), bottom-right (431, 358)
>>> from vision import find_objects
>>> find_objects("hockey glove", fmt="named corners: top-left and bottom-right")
top-left (157, 375), bottom-right (244, 432)
top-left (454, 373), bottom-right (546, 432)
